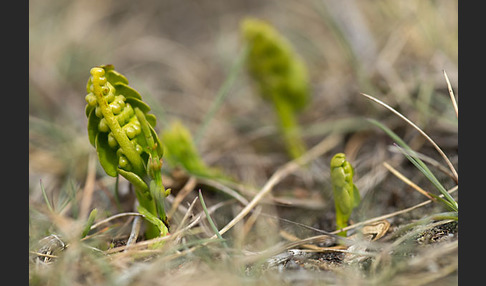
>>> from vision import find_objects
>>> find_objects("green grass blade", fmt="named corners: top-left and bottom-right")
top-left (81, 208), bottom-right (98, 238)
top-left (367, 119), bottom-right (410, 151)
top-left (396, 144), bottom-right (458, 212)
top-left (427, 193), bottom-right (457, 213)
top-left (198, 189), bottom-right (228, 248)
top-left (59, 179), bottom-right (79, 218)
top-left (194, 46), bottom-right (248, 145)
top-left (367, 119), bottom-right (458, 212)
top-left (39, 179), bottom-right (54, 213)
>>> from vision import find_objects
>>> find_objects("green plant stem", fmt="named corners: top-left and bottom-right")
top-left (135, 108), bottom-right (169, 229)
top-left (273, 98), bottom-right (306, 159)
top-left (133, 186), bottom-right (160, 239)
top-left (149, 180), bottom-right (168, 229)
top-left (114, 175), bottom-right (122, 212)
top-left (335, 211), bottom-right (348, 237)
top-left (97, 101), bottom-right (160, 237)
top-left (92, 83), bottom-right (144, 175)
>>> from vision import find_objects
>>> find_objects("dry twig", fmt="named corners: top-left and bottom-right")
top-left (213, 134), bottom-right (341, 238)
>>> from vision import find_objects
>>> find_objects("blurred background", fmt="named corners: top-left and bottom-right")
top-left (29, 0), bottom-right (457, 232)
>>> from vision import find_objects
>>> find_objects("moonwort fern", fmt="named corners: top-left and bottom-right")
top-left (85, 65), bottom-right (169, 239)
top-left (241, 18), bottom-right (310, 160)
top-left (162, 120), bottom-right (225, 179)
top-left (330, 153), bottom-right (361, 237)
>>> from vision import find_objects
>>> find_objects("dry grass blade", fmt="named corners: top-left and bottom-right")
top-left (89, 212), bottom-right (143, 230)
top-left (443, 70), bottom-right (458, 118)
top-left (398, 241), bottom-right (457, 286)
top-left (167, 176), bottom-right (197, 219)
top-left (332, 186), bottom-right (457, 235)
top-left (383, 162), bottom-right (434, 200)
top-left (105, 220), bottom-right (192, 255)
top-left (279, 230), bottom-right (340, 252)
top-left (124, 216), bottom-right (142, 250)
top-left (105, 198), bottom-right (232, 254)
top-left (171, 196), bottom-right (199, 239)
top-left (241, 205), bottom-right (262, 238)
top-left (213, 134), bottom-right (341, 238)
top-left (105, 232), bottom-right (174, 254)
top-left (197, 177), bottom-right (250, 206)
top-left (394, 143), bottom-right (457, 211)
top-left (79, 154), bottom-right (97, 220)
top-left (240, 232), bottom-right (350, 265)
top-left (360, 92), bottom-right (458, 182)
top-left (388, 145), bottom-right (455, 180)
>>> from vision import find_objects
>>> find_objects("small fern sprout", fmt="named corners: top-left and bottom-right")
top-left (161, 120), bottom-right (224, 179)
top-left (330, 153), bottom-right (361, 237)
top-left (241, 17), bottom-right (310, 159)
